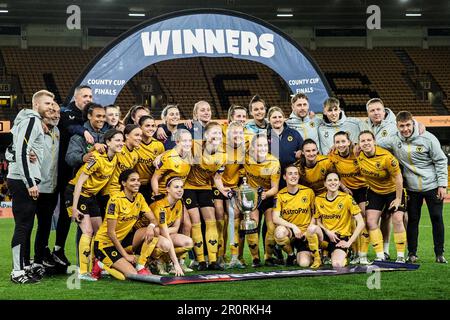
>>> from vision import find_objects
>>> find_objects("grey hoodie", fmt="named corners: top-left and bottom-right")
top-left (318, 111), bottom-right (368, 154)
top-left (6, 109), bottom-right (44, 188)
top-left (39, 126), bottom-right (60, 193)
top-left (285, 112), bottom-right (321, 144)
top-left (366, 107), bottom-right (398, 146)
top-left (382, 128), bottom-right (448, 192)
top-left (65, 121), bottom-right (105, 170)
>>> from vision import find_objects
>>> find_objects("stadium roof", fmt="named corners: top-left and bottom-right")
top-left (0, 0), bottom-right (449, 29)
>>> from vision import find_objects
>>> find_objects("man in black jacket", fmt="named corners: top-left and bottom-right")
top-left (52, 85), bottom-right (93, 268)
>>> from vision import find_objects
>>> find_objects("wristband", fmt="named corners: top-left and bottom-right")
top-left (149, 223), bottom-right (156, 228)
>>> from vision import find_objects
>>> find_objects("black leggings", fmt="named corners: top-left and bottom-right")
top-left (34, 192), bottom-right (58, 263)
top-left (8, 178), bottom-right (37, 271)
top-left (54, 184), bottom-right (72, 249)
top-left (407, 188), bottom-right (445, 256)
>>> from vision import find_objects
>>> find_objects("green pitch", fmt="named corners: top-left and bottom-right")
top-left (0, 205), bottom-right (449, 300)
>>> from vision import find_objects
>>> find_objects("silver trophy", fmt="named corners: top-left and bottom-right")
top-left (233, 177), bottom-right (260, 232)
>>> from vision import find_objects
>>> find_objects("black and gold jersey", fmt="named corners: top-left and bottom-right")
top-left (102, 146), bottom-right (139, 196)
top-left (95, 191), bottom-right (150, 248)
top-left (69, 150), bottom-right (117, 198)
top-left (329, 150), bottom-right (366, 190)
top-left (274, 185), bottom-right (315, 232)
top-left (357, 146), bottom-right (401, 194)
top-left (298, 155), bottom-right (334, 195)
top-left (135, 138), bottom-right (165, 186)
top-left (314, 191), bottom-right (361, 237)
top-left (244, 153), bottom-right (281, 190)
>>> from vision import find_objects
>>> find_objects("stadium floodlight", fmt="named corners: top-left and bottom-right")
top-left (129, 13), bottom-right (146, 17)
top-left (405, 13), bottom-right (422, 16)
top-left (0, 10), bottom-right (8, 13)
top-left (276, 13), bottom-right (293, 17)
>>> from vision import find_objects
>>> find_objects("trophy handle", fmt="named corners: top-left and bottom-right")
top-left (256, 187), bottom-right (264, 208)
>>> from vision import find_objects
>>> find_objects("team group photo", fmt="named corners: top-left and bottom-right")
top-left (0, 0), bottom-right (449, 302)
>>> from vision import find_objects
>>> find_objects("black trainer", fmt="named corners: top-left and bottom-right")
top-left (42, 247), bottom-right (56, 268)
top-left (407, 254), bottom-right (419, 263)
top-left (11, 271), bottom-right (39, 284)
top-left (252, 258), bottom-right (262, 268)
top-left (274, 246), bottom-right (285, 265)
top-left (285, 254), bottom-right (296, 266)
top-left (264, 257), bottom-right (276, 266)
top-left (384, 252), bottom-right (391, 261)
top-left (197, 262), bottom-right (208, 271)
top-left (208, 262), bottom-right (224, 271)
top-left (52, 248), bottom-right (71, 267)
top-left (28, 264), bottom-right (45, 281)
top-left (436, 255), bottom-right (448, 264)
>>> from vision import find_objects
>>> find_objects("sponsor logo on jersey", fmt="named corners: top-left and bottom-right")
top-left (287, 136), bottom-right (293, 142)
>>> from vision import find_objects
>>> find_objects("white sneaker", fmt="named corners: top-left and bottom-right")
top-left (396, 256), bottom-right (406, 263)
top-left (217, 256), bottom-right (225, 269)
top-left (78, 273), bottom-right (98, 281)
top-left (226, 259), bottom-right (246, 269)
top-left (359, 257), bottom-right (371, 265)
top-left (180, 263), bottom-right (194, 273)
top-left (156, 261), bottom-right (169, 275)
top-left (349, 256), bottom-right (360, 265)
top-left (189, 260), bottom-right (199, 269)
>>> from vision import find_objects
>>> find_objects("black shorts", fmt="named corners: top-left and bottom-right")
top-left (292, 235), bottom-right (311, 253)
top-left (183, 189), bottom-right (214, 209)
top-left (322, 231), bottom-right (350, 254)
top-left (258, 197), bottom-right (275, 214)
top-left (94, 230), bottom-right (135, 267)
top-left (139, 184), bottom-right (153, 205)
top-left (212, 188), bottom-right (226, 201)
top-left (350, 187), bottom-right (367, 204)
top-left (64, 185), bottom-right (101, 218)
top-left (366, 188), bottom-right (407, 214)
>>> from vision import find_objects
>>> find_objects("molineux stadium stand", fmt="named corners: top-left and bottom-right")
top-left (0, 47), bottom-right (448, 119)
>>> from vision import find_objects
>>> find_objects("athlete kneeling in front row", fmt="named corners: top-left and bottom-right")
top-left (134, 177), bottom-right (192, 276)
top-left (272, 165), bottom-right (322, 268)
top-left (311, 172), bottom-right (365, 268)
top-left (92, 169), bottom-right (183, 279)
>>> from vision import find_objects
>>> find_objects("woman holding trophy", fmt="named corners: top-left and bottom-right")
top-left (243, 134), bottom-right (281, 267)
top-left (182, 122), bottom-right (230, 271)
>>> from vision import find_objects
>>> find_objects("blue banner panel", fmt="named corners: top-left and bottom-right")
top-left (71, 10), bottom-right (331, 112)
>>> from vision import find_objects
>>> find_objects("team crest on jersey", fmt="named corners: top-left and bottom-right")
top-left (353, 160), bottom-right (358, 166)
top-left (416, 146), bottom-right (424, 152)
top-left (310, 122), bottom-right (315, 128)
top-left (381, 130), bottom-right (388, 137)
top-left (86, 158), bottom-right (97, 169)
top-left (391, 159), bottom-right (398, 167)
top-left (320, 204), bottom-right (324, 209)
top-left (80, 204), bottom-right (87, 211)
top-left (324, 131), bottom-right (329, 138)
top-left (320, 168), bottom-right (326, 175)
top-left (214, 190), bottom-right (220, 196)
top-left (107, 203), bottom-right (115, 215)
top-left (185, 198), bottom-right (192, 205)
top-left (338, 203), bottom-right (344, 209)
top-left (376, 162), bottom-right (381, 169)
top-left (302, 196), bottom-right (308, 203)
top-left (397, 142), bottom-right (402, 149)
top-left (111, 251), bottom-right (118, 257)
top-left (174, 164), bottom-right (180, 169)
top-left (159, 210), bottom-right (166, 225)
top-left (287, 136), bottom-right (293, 142)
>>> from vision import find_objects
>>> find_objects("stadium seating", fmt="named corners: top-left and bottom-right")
top-left (1, 46), bottom-right (449, 119)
